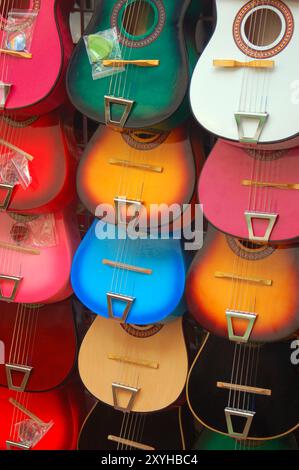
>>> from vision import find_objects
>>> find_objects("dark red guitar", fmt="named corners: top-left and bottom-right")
top-left (0, 299), bottom-right (77, 392)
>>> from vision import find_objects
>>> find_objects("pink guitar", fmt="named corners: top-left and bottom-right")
top-left (199, 139), bottom-right (299, 243)
top-left (0, 205), bottom-right (80, 304)
top-left (0, 1), bottom-right (74, 115)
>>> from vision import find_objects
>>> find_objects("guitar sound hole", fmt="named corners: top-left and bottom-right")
top-left (122, 1), bottom-right (155, 37)
top-left (244, 7), bottom-right (282, 48)
top-left (237, 239), bottom-right (264, 251)
top-left (233, 1), bottom-right (293, 59)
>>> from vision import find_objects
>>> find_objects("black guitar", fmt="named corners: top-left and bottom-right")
top-left (78, 401), bottom-right (195, 450)
top-left (187, 334), bottom-right (299, 440)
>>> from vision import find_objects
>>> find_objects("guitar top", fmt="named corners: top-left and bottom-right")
top-left (0, 110), bottom-right (77, 214)
top-left (0, 0), bottom-right (74, 115)
top-left (199, 140), bottom-right (299, 243)
top-left (0, 380), bottom-right (85, 450)
top-left (186, 225), bottom-right (299, 342)
top-left (67, 0), bottom-right (194, 130)
top-left (187, 334), bottom-right (299, 440)
top-left (71, 220), bottom-right (186, 324)
top-left (0, 206), bottom-right (80, 304)
top-left (190, 0), bottom-right (299, 146)
top-left (78, 401), bottom-right (195, 451)
top-left (78, 316), bottom-right (188, 412)
top-left (0, 299), bottom-right (77, 392)
top-left (77, 124), bottom-right (201, 227)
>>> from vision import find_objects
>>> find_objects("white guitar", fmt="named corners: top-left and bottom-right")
top-left (190, 0), bottom-right (299, 148)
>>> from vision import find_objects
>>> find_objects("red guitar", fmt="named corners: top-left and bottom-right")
top-left (0, 206), bottom-right (80, 304)
top-left (0, 380), bottom-right (85, 450)
top-left (199, 140), bottom-right (299, 243)
top-left (0, 299), bottom-right (77, 392)
top-left (0, 1), bottom-right (74, 115)
top-left (0, 110), bottom-right (77, 214)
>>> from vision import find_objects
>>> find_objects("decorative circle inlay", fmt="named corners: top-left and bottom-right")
top-left (245, 148), bottom-right (286, 161)
top-left (226, 235), bottom-right (275, 260)
top-left (9, 213), bottom-right (39, 223)
top-left (121, 323), bottom-right (163, 338)
top-left (233, 0), bottom-right (294, 58)
top-left (111, 0), bottom-right (166, 48)
top-left (122, 129), bottom-right (168, 150)
top-left (1, 115), bottom-right (38, 128)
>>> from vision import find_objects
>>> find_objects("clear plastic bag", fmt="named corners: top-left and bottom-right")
top-left (10, 214), bottom-right (57, 248)
top-left (27, 214), bottom-right (57, 247)
top-left (84, 27), bottom-right (125, 80)
top-left (15, 419), bottom-right (53, 449)
top-left (4, 10), bottom-right (39, 54)
top-left (0, 152), bottom-right (32, 189)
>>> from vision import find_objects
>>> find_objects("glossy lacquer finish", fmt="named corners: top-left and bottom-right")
top-left (0, 381), bottom-right (85, 450)
top-left (0, 0), bottom-right (74, 115)
top-left (0, 299), bottom-right (77, 391)
top-left (190, 0), bottom-right (299, 146)
top-left (71, 221), bottom-right (186, 324)
top-left (186, 226), bottom-right (299, 342)
top-left (187, 334), bottom-right (299, 440)
top-left (78, 402), bottom-right (189, 451)
top-left (199, 140), bottom-right (299, 242)
top-left (78, 317), bottom-right (188, 411)
top-left (67, 0), bottom-right (192, 130)
top-left (0, 111), bottom-right (77, 214)
top-left (77, 125), bottom-right (201, 225)
top-left (0, 207), bottom-right (80, 304)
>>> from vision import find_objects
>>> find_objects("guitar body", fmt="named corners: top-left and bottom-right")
top-left (0, 381), bottom-right (85, 450)
top-left (195, 429), bottom-right (298, 450)
top-left (187, 334), bottom-right (299, 440)
top-left (0, 299), bottom-right (77, 391)
top-left (67, 0), bottom-right (192, 130)
top-left (199, 140), bottom-right (299, 242)
top-left (190, 0), bottom-right (299, 146)
top-left (71, 220), bottom-right (186, 324)
top-left (78, 402), bottom-right (189, 450)
top-left (78, 316), bottom-right (188, 412)
top-left (186, 226), bottom-right (299, 342)
top-left (0, 207), bottom-right (80, 304)
top-left (0, 0), bottom-right (74, 115)
top-left (77, 125), bottom-right (200, 225)
top-left (0, 111), bottom-right (77, 214)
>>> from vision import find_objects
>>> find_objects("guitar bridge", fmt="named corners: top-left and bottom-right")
top-left (235, 111), bottom-right (268, 144)
top-left (104, 96), bottom-right (134, 129)
top-left (225, 407), bottom-right (255, 439)
top-left (0, 82), bottom-right (12, 109)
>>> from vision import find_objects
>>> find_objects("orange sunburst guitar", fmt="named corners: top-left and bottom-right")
top-left (186, 225), bottom-right (299, 343)
top-left (77, 124), bottom-right (203, 227)
top-left (78, 316), bottom-right (188, 413)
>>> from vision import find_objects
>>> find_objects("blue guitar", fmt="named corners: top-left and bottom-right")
top-left (71, 221), bottom-right (187, 324)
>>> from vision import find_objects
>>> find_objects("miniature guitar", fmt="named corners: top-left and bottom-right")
top-left (0, 0), bottom-right (74, 115)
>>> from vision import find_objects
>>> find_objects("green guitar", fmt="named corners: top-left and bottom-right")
top-left (195, 429), bottom-right (298, 451)
top-left (67, 0), bottom-right (200, 130)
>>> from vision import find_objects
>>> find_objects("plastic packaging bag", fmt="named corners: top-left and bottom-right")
top-left (15, 419), bottom-right (53, 449)
top-left (10, 214), bottom-right (57, 248)
top-left (4, 10), bottom-right (39, 54)
top-left (0, 152), bottom-right (32, 190)
top-left (84, 27), bottom-right (125, 80)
